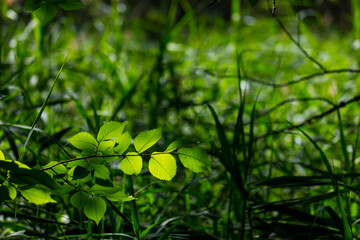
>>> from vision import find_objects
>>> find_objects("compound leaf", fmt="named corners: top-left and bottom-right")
top-left (149, 153), bottom-right (176, 181)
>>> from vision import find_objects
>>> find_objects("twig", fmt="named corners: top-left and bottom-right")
top-left (40, 152), bottom-right (176, 171)
top-left (274, 17), bottom-right (327, 72)
top-left (257, 97), bottom-right (335, 117)
top-left (255, 95), bottom-right (360, 141)
top-left (272, 0), bottom-right (276, 15)
top-left (201, 68), bottom-right (360, 88)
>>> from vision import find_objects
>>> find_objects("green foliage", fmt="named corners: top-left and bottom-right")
top-left (2, 0), bottom-right (360, 238)
top-left (25, 0), bottom-right (84, 24)
top-left (0, 121), bottom-right (210, 226)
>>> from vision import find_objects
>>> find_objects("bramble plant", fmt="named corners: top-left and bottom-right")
top-left (0, 121), bottom-right (210, 225)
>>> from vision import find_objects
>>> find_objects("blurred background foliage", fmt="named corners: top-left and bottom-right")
top-left (1, 0), bottom-right (360, 239)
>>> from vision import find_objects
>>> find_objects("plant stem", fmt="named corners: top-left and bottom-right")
top-left (127, 175), bottom-right (140, 239)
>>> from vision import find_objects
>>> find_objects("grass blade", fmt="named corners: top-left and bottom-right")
top-left (19, 52), bottom-right (70, 162)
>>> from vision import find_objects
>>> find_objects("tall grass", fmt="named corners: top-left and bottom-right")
top-left (1, 1), bottom-right (360, 239)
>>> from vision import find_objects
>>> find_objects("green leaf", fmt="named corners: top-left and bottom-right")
top-left (97, 121), bottom-right (127, 142)
top-left (178, 147), bottom-right (210, 173)
top-left (94, 165), bottom-right (110, 179)
top-left (84, 197), bottom-right (106, 225)
top-left (149, 153), bottom-right (176, 181)
top-left (70, 191), bottom-right (89, 210)
top-left (134, 128), bottom-right (162, 153)
top-left (0, 150), bottom-right (4, 160)
top-left (20, 170), bottom-right (60, 189)
top-left (248, 0), bottom-right (261, 6)
top-left (34, 2), bottom-right (58, 25)
top-left (90, 184), bottom-right (121, 195)
top-left (98, 140), bottom-right (115, 153)
top-left (25, 0), bottom-right (41, 11)
top-left (114, 132), bottom-right (132, 154)
top-left (57, 0), bottom-right (84, 10)
top-left (7, 186), bottom-right (17, 200)
top-left (42, 161), bottom-right (67, 177)
top-left (120, 152), bottom-right (142, 175)
top-left (68, 132), bottom-right (97, 151)
top-left (106, 191), bottom-right (136, 202)
top-left (20, 188), bottom-right (57, 205)
top-left (67, 159), bottom-right (87, 168)
top-left (166, 139), bottom-right (195, 152)
top-left (72, 166), bottom-right (90, 180)
top-left (0, 159), bottom-right (31, 172)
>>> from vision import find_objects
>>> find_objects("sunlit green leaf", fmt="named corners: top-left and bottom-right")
top-left (97, 121), bottom-right (127, 142)
top-left (20, 188), bottom-right (57, 205)
top-left (90, 185), bottom-right (121, 195)
top-left (42, 161), bottom-right (67, 177)
top-left (68, 132), bottom-right (97, 151)
top-left (120, 152), bottom-right (142, 175)
top-left (8, 185), bottom-right (17, 200)
top-left (178, 147), bottom-right (210, 173)
top-left (98, 140), bottom-right (115, 152)
top-left (57, 0), bottom-right (84, 10)
top-left (94, 165), bottom-right (110, 179)
top-left (84, 196), bottom-right (106, 225)
top-left (166, 139), bottom-right (195, 152)
top-left (149, 153), bottom-right (176, 181)
top-left (0, 150), bottom-right (5, 160)
top-left (114, 132), bottom-right (132, 154)
top-left (0, 159), bottom-right (31, 171)
top-left (70, 191), bottom-right (89, 210)
top-left (34, 2), bottom-right (58, 25)
top-left (134, 128), bottom-right (162, 153)
top-left (106, 191), bottom-right (136, 202)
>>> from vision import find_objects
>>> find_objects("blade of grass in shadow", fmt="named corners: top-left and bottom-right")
top-left (110, 73), bottom-right (144, 121)
top-left (157, 222), bottom-right (181, 240)
top-left (126, 175), bottom-right (140, 239)
top-left (71, 97), bottom-right (96, 135)
top-left (336, 108), bottom-right (352, 227)
top-left (206, 104), bottom-right (247, 198)
top-left (294, 124), bottom-right (353, 239)
top-left (233, 50), bottom-right (246, 165)
top-left (19, 52), bottom-right (70, 162)
top-left (336, 109), bottom-right (350, 172)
